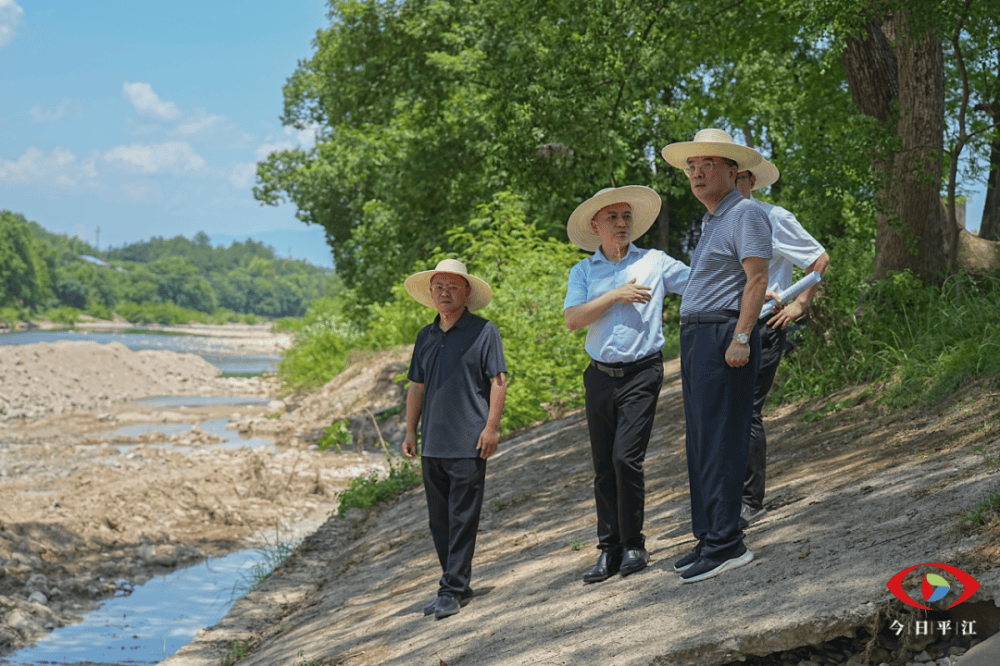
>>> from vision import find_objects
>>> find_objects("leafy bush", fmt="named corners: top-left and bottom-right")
top-left (318, 420), bottom-right (353, 452)
top-left (774, 258), bottom-right (1000, 410)
top-left (115, 301), bottom-right (210, 325)
top-left (42, 305), bottom-right (80, 325)
top-left (85, 303), bottom-right (113, 321)
top-left (333, 455), bottom-right (422, 516)
top-left (0, 306), bottom-right (22, 327)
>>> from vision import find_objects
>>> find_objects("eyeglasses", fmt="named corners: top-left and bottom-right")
top-left (430, 284), bottom-right (466, 294)
top-left (684, 160), bottom-right (718, 177)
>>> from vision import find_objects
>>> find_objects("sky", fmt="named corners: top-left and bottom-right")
top-left (0, 1), bottom-right (989, 269)
top-left (0, 0), bottom-right (335, 267)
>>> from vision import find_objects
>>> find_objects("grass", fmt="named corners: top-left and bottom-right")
top-left (333, 454), bottom-right (422, 516)
top-left (229, 537), bottom-right (299, 601)
top-left (962, 490), bottom-right (1000, 527)
top-left (219, 640), bottom-right (252, 666)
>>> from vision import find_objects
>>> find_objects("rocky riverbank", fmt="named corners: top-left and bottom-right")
top-left (0, 332), bottom-right (386, 656)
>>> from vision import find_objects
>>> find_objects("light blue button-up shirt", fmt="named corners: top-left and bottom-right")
top-left (564, 244), bottom-right (690, 363)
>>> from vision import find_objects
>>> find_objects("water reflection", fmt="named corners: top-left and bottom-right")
top-left (0, 550), bottom-right (266, 666)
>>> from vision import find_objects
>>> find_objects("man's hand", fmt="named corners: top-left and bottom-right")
top-left (402, 432), bottom-right (419, 459)
top-left (766, 300), bottom-right (805, 330)
top-left (477, 426), bottom-right (499, 459)
top-left (615, 278), bottom-right (652, 305)
top-left (725, 338), bottom-right (750, 367)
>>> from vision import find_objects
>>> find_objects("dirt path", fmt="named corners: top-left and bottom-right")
top-left (163, 360), bottom-right (1000, 666)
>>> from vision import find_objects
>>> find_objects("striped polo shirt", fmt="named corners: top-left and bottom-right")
top-left (679, 188), bottom-right (772, 316)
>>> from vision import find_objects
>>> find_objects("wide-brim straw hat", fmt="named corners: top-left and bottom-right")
top-left (404, 259), bottom-right (493, 311)
top-left (660, 128), bottom-right (763, 172)
top-left (566, 185), bottom-right (662, 252)
top-left (748, 158), bottom-right (780, 190)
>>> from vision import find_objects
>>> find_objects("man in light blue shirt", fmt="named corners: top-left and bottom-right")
top-left (564, 186), bottom-right (689, 582)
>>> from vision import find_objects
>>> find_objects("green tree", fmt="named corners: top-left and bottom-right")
top-left (0, 210), bottom-right (51, 308)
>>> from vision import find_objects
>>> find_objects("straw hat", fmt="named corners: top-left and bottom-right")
top-left (747, 158), bottom-right (780, 190)
top-left (660, 128), bottom-right (763, 172)
top-left (404, 259), bottom-right (493, 311)
top-left (566, 186), bottom-right (662, 252)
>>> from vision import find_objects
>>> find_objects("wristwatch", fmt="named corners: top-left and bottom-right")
top-left (734, 332), bottom-right (750, 345)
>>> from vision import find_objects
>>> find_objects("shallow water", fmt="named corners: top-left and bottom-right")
top-left (109, 417), bottom-right (277, 452)
top-left (0, 549), bottom-right (268, 666)
top-left (0, 329), bottom-right (279, 374)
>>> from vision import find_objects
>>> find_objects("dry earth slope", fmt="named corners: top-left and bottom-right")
top-left (165, 357), bottom-right (1000, 666)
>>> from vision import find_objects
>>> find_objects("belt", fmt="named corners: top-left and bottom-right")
top-left (591, 352), bottom-right (662, 378)
top-left (679, 309), bottom-right (741, 325)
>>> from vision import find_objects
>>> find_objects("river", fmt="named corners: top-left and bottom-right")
top-left (0, 328), bottom-right (288, 665)
top-left (0, 328), bottom-right (281, 375)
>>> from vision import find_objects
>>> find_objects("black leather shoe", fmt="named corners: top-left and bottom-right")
top-left (619, 548), bottom-right (650, 576)
top-left (434, 594), bottom-right (461, 619)
top-left (583, 551), bottom-right (621, 583)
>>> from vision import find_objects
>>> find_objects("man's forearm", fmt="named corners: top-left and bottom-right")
top-left (793, 252), bottom-right (830, 310)
top-left (485, 374), bottom-right (507, 432)
top-left (737, 258), bottom-right (769, 335)
top-left (565, 292), bottom-right (617, 330)
top-left (405, 383), bottom-right (424, 436)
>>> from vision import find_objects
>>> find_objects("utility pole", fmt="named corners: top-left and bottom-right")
top-left (95, 226), bottom-right (100, 253)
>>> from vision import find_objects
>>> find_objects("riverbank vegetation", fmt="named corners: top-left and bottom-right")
top-left (263, 0), bottom-right (999, 434)
top-left (0, 209), bottom-right (331, 325)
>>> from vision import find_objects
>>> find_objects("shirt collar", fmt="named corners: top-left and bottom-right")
top-left (590, 242), bottom-right (639, 264)
top-left (705, 188), bottom-right (745, 221)
top-left (432, 307), bottom-right (472, 331)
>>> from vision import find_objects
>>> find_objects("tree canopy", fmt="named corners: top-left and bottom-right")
top-left (0, 211), bottom-right (332, 321)
top-left (256, 0), bottom-right (999, 304)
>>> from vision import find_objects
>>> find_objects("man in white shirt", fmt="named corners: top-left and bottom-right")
top-left (563, 186), bottom-right (689, 582)
top-left (736, 159), bottom-right (830, 528)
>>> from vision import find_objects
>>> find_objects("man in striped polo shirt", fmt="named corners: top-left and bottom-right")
top-left (660, 129), bottom-right (772, 583)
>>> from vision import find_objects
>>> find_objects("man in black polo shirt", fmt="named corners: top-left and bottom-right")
top-left (402, 258), bottom-right (508, 620)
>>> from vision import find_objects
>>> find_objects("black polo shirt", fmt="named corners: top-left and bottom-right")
top-left (407, 308), bottom-right (507, 458)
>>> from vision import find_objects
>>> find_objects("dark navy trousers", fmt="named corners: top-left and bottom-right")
top-left (743, 321), bottom-right (787, 511)
top-left (584, 358), bottom-right (664, 553)
top-left (680, 320), bottom-right (760, 560)
top-left (422, 456), bottom-right (487, 598)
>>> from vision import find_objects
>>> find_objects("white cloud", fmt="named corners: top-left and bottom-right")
top-left (122, 82), bottom-right (181, 121)
top-left (173, 112), bottom-right (226, 138)
top-left (0, 0), bottom-right (24, 48)
top-left (30, 99), bottom-right (85, 123)
top-left (284, 123), bottom-right (319, 148)
top-left (254, 140), bottom-right (296, 160)
top-left (121, 180), bottom-right (162, 204)
top-left (103, 141), bottom-right (207, 175)
top-left (229, 162), bottom-right (258, 189)
top-left (0, 146), bottom-right (98, 188)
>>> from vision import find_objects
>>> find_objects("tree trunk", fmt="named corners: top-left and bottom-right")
top-left (842, 12), bottom-right (953, 283)
top-left (980, 88), bottom-right (1000, 241)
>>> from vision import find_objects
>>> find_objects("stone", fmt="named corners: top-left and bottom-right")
top-left (27, 591), bottom-right (48, 605)
top-left (956, 630), bottom-right (1000, 666)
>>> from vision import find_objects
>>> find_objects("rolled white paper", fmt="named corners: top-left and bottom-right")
top-left (759, 271), bottom-right (822, 319)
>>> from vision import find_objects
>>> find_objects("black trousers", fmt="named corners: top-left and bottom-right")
top-left (422, 456), bottom-right (487, 598)
top-left (680, 320), bottom-right (759, 560)
top-left (583, 357), bottom-right (663, 553)
top-left (743, 321), bottom-right (787, 511)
